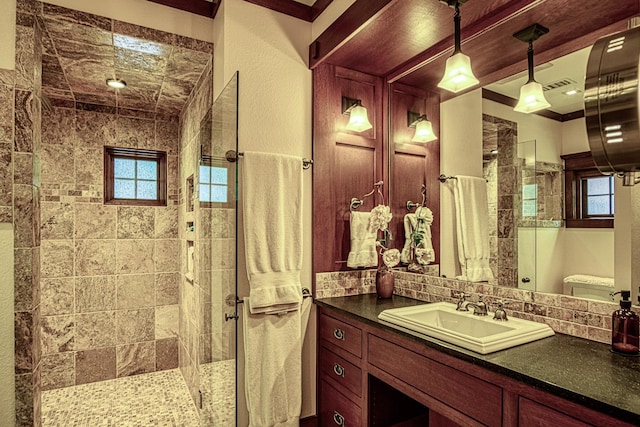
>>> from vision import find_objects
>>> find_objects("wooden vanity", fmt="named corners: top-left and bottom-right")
top-left (316, 295), bottom-right (639, 427)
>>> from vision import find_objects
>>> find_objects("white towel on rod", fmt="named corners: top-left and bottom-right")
top-left (242, 151), bottom-right (303, 314)
top-left (400, 207), bottom-right (435, 265)
top-left (243, 296), bottom-right (312, 427)
top-left (453, 176), bottom-right (494, 282)
top-left (346, 212), bottom-right (378, 268)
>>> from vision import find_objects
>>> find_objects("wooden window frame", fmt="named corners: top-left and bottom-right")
top-left (104, 146), bottom-right (167, 206)
top-left (561, 151), bottom-right (613, 229)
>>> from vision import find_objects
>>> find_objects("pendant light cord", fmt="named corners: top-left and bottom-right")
top-left (453, 2), bottom-right (461, 54)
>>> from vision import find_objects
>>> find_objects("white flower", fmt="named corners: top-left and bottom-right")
top-left (369, 204), bottom-right (392, 233)
top-left (382, 249), bottom-right (400, 268)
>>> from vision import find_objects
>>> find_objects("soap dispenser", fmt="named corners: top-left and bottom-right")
top-left (611, 290), bottom-right (639, 355)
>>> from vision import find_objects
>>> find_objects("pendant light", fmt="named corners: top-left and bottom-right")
top-left (342, 96), bottom-right (373, 132)
top-left (437, 0), bottom-right (479, 93)
top-left (408, 111), bottom-right (437, 143)
top-left (513, 24), bottom-right (551, 114)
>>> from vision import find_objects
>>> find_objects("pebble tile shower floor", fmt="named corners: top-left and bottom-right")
top-left (42, 360), bottom-right (235, 426)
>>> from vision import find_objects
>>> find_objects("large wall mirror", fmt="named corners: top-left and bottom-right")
top-left (387, 5), bottom-right (636, 301)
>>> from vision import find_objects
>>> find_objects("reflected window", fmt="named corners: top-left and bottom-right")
top-left (199, 158), bottom-right (234, 208)
top-left (522, 184), bottom-right (537, 217)
top-left (104, 147), bottom-right (167, 206)
top-left (561, 151), bottom-right (613, 228)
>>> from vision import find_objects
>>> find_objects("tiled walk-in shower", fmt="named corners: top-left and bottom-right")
top-left (41, 360), bottom-right (235, 426)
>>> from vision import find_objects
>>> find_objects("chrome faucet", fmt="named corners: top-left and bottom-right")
top-left (493, 301), bottom-right (508, 321)
top-left (455, 292), bottom-right (469, 311)
top-left (466, 296), bottom-right (488, 316)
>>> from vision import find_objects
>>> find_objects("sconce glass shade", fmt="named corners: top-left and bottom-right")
top-left (345, 104), bottom-right (373, 132)
top-left (412, 119), bottom-right (437, 143)
top-left (437, 52), bottom-right (479, 93)
top-left (514, 80), bottom-right (550, 113)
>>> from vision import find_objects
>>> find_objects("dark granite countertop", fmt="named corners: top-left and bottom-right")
top-left (316, 294), bottom-right (640, 425)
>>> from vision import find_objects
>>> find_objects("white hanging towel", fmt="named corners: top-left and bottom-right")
top-left (400, 207), bottom-right (435, 265)
top-left (243, 297), bottom-right (312, 427)
top-left (346, 212), bottom-right (378, 268)
top-left (243, 151), bottom-right (303, 314)
top-left (453, 176), bottom-right (494, 282)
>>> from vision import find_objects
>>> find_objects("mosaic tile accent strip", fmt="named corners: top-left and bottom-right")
top-left (319, 270), bottom-right (620, 344)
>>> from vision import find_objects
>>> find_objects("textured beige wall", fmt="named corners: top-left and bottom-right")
top-left (0, 224), bottom-right (15, 426)
top-left (0, 0), bottom-right (16, 69)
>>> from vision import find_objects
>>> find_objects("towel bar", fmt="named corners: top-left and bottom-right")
top-left (225, 150), bottom-right (313, 169)
top-left (226, 288), bottom-right (312, 306)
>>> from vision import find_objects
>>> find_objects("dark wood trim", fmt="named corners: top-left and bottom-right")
top-left (309, 0), bottom-right (395, 68)
top-left (146, 0), bottom-right (220, 18)
top-left (245, 0), bottom-right (312, 21)
top-left (300, 415), bottom-right (318, 427)
top-left (311, 0), bottom-right (333, 21)
top-left (562, 110), bottom-right (585, 122)
top-left (565, 218), bottom-right (614, 229)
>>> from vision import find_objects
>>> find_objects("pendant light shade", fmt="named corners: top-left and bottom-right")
top-left (342, 96), bottom-right (373, 132)
top-left (408, 112), bottom-right (437, 143)
top-left (513, 24), bottom-right (550, 114)
top-left (438, 1), bottom-right (479, 94)
top-left (438, 52), bottom-right (479, 93)
top-left (514, 80), bottom-right (550, 113)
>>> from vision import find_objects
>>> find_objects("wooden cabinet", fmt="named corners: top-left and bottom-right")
top-left (317, 306), bottom-right (636, 427)
top-left (319, 313), bottom-right (364, 426)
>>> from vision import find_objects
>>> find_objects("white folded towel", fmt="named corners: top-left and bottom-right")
top-left (400, 207), bottom-right (435, 265)
top-left (243, 297), bottom-right (312, 427)
top-left (563, 274), bottom-right (614, 288)
top-left (453, 176), bottom-right (494, 282)
top-left (346, 211), bottom-right (378, 268)
top-left (242, 151), bottom-right (303, 314)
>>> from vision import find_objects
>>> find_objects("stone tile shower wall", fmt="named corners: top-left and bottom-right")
top-left (316, 270), bottom-right (618, 345)
top-left (12, 0), bottom-right (44, 424)
top-left (178, 60), bottom-right (213, 406)
top-left (38, 105), bottom-right (181, 391)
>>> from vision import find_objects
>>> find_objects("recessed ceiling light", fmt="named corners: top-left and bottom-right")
top-left (563, 89), bottom-right (581, 96)
top-left (106, 79), bottom-right (126, 89)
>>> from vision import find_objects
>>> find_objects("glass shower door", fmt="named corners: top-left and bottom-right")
top-left (199, 72), bottom-right (239, 426)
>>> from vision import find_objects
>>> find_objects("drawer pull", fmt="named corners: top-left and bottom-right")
top-left (333, 328), bottom-right (345, 340)
top-left (333, 411), bottom-right (345, 426)
top-left (333, 363), bottom-right (345, 377)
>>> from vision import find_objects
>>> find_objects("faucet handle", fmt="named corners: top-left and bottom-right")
top-left (493, 301), bottom-right (508, 321)
top-left (455, 292), bottom-right (468, 311)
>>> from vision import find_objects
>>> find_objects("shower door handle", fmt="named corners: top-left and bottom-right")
top-left (225, 312), bottom-right (238, 321)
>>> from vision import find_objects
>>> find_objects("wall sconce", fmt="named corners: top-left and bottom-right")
top-left (106, 78), bottom-right (126, 89)
top-left (513, 24), bottom-right (551, 114)
top-left (437, 0), bottom-right (479, 93)
top-left (408, 111), bottom-right (437, 143)
top-left (342, 96), bottom-right (373, 132)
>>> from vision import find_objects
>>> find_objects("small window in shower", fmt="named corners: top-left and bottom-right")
top-left (522, 184), bottom-right (537, 217)
top-left (104, 147), bottom-right (167, 206)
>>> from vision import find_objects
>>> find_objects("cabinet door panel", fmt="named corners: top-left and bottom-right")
top-left (519, 397), bottom-right (591, 427)
top-left (320, 380), bottom-right (362, 427)
top-left (368, 334), bottom-right (502, 427)
top-left (320, 346), bottom-right (362, 397)
top-left (319, 313), bottom-right (362, 358)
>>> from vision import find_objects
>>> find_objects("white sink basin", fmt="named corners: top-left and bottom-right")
top-left (378, 302), bottom-right (554, 354)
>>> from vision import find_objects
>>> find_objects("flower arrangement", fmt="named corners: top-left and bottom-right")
top-left (369, 205), bottom-right (400, 269)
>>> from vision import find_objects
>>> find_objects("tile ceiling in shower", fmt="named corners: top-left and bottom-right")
top-left (40, 3), bottom-right (213, 115)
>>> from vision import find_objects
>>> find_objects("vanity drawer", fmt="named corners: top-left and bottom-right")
top-left (319, 346), bottom-right (362, 398)
top-left (518, 398), bottom-right (591, 427)
top-left (319, 313), bottom-right (362, 358)
top-left (320, 379), bottom-right (362, 427)
top-left (368, 334), bottom-right (502, 427)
